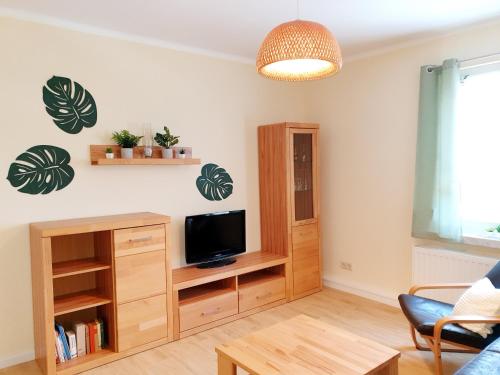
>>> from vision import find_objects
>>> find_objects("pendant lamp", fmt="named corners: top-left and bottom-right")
top-left (256, 3), bottom-right (342, 81)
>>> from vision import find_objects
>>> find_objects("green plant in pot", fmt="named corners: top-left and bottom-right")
top-left (111, 130), bottom-right (142, 159)
top-left (154, 126), bottom-right (179, 159)
top-left (178, 148), bottom-right (186, 159)
top-left (105, 147), bottom-right (114, 159)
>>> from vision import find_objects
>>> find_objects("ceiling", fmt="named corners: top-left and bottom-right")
top-left (1, 0), bottom-right (500, 62)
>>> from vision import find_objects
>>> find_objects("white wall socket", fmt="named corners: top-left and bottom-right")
top-left (340, 262), bottom-right (352, 271)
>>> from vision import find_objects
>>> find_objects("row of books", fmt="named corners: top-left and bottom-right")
top-left (54, 319), bottom-right (105, 364)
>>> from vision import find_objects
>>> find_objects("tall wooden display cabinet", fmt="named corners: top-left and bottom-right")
top-left (258, 122), bottom-right (322, 300)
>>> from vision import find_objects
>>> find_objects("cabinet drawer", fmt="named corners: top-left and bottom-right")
top-left (114, 224), bottom-right (165, 257)
top-left (117, 294), bottom-right (167, 351)
top-left (239, 275), bottom-right (286, 312)
top-left (179, 290), bottom-right (237, 332)
top-left (116, 250), bottom-right (166, 303)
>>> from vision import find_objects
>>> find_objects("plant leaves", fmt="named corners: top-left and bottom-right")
top-left (43, 75), bottom-right (97, 134)
top-left (196, 163), bottom-right (233, 201)
top-left (7, 145), bottom-right (75, 195)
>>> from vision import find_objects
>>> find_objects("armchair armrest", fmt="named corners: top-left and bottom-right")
top-left (434, 315), bottom-right (500, 346)
top-left (409, 283), bottom-right (473, 295)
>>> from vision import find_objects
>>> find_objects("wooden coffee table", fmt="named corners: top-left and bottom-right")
top-left (215, 314), bottom-right (400, 374)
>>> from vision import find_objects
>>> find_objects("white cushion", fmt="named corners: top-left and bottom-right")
top-left (452, 277), bottom-right (500, 338)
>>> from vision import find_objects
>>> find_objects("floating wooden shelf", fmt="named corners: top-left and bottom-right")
top-left (52, 258), bottom-right (110, 279)
top-left (93, 158), bottom-right (201, 166)
top-left (54, 290), bottom-right (112, 316)
top-left (90, 145), bottom-right (200, 166)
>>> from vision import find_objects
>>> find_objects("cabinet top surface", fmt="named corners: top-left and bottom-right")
top-left (258, 122), bottom-right (319, 129)
top-left (31, 212), bottom-right (170, 237)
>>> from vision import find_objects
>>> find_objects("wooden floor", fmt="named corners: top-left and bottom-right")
top-left (1, 288), bottom-right (471, 375)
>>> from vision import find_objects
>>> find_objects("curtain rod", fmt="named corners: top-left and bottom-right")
top-left (427, 52), bottom-right (500, 72)
top-left (460, 52), bottom-right (500, 63)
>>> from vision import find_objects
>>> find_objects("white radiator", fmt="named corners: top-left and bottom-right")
top-left (412, 246), bottom-right (499, 303)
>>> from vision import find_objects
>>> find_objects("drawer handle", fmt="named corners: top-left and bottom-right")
top-left (129, 235), bottom-right (153, 243)
top-left (256, 292), bottom-right (273, 300)
top-left (201, 307), bottom-right (222, 316)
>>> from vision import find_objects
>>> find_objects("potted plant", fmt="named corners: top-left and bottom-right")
top-left (178, 148), bottom-right (186, 159)
top-left (154, 126), bottom-right (179, 159)
top-left (105, 147), bottom-right (114, 159)
top-left (111, 130), bottom-right (142, 159)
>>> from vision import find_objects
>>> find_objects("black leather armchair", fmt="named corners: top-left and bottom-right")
top-left (398, 261), bottom-right (500, 375)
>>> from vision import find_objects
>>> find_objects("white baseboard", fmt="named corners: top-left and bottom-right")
top-left (323, 277), bottom-right (400, 308)
top-left (0, 350), bottom-right (34, 369)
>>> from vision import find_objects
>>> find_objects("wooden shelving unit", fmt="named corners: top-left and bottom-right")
top-left (89, 145), bottom-right (201, 166)
top-left (30, 212), bottom-right (172, 375)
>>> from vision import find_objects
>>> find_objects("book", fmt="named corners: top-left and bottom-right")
top-left (94, 319), bottom-right (103, 350)
top-left (54, 330), bottom-right (65, 364)
top-left (98, 318), bottom-right (105, 348)
top-left (85, 324), bottom-right (90, 354)
top-left (94, 319), bottom-right (100, 351)
top-left (66, 330), bottom-right (77, 359)
top-left (73, 322), bottom-right (86, 357)
top-left (87, 322), bottom-right (96, 353)
top-left (55, 323), bottom-right (70, 360)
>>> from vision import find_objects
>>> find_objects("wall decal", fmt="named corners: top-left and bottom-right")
top-left (7, 145), bottom-right (75, 195)
top-left (196, 163), bottom-right (233, 201)
top-left (43, 75), bottom-right (97, 134)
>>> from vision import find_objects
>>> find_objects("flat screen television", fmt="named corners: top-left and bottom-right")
top-left (185, 210), bottom-right (246, 268)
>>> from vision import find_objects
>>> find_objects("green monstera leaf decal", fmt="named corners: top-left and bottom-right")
top-left (43, 75), bottom-right (97, 134)
top-left (196, 163), bottom-right (233, 201)
top-left (7, 145), bottom-right (75, 195)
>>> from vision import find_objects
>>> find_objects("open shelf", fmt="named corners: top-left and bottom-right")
top-left (53, 258), bottom-right (110, 279)
top-left (238, 269), bottom-right (284, 288)
top-left (54, 290), bottom-right (113, 316)
top-left (179, 278), bottom-right (236, 306)
top-left (93, 158), bottom-right (201, 166)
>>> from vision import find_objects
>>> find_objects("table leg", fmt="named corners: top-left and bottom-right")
top-left (377, 358), bottom-right (398, 375)
top-left (218, 353), bottom-right (237, 375)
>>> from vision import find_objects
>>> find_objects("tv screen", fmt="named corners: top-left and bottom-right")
top-left (185, 210), bottom-right (246, 265)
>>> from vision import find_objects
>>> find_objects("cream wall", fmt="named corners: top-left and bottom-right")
top-left (0, 17), bottom-right (307, 365)
top-left (305, 20), bottom-right (500, 304)
top-left (3, 12), bottom-right (500, 368)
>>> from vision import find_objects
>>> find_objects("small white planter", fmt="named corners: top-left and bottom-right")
top-left (121, 148), bottom-right (134, 159)
top-left (162, 148), bottom-right (173, 159)
top-left (178, 153), bottom-right (186, 159)
top-left (105, 152), bottom-right (114, 159)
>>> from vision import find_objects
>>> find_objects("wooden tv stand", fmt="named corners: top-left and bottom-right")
top-left (172, 251), bottom-right (290, 339)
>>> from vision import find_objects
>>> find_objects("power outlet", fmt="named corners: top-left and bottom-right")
top-left (340, 262), bottom-right (352, 271)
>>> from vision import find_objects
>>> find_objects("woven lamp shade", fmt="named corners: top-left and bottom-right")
top-left (256, 20), bottom-right (342, 81)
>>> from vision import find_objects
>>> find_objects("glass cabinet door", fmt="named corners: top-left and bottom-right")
top-left (291, 130), bottom-right (317, 223)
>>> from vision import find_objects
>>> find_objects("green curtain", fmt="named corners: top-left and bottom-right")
top-left (412, 58), bottom-right (462, 242)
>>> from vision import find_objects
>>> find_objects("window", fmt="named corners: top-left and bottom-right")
top-left (457, 69), bottom-right (500, 235)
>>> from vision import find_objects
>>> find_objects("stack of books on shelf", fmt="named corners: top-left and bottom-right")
top-left (54, 319), bottom-right (105, 364)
